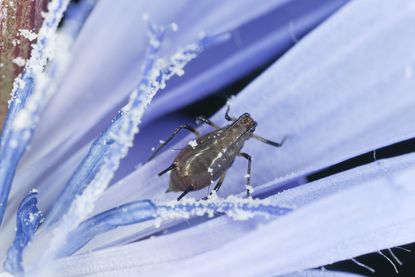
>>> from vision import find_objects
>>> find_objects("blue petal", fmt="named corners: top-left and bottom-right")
top-left (44, 27), bottom-right (227, 226)
top-left (24, 30), bottom-right (230, 268)
top-left (1, 0), bottom-right (348, 247)
top-left (18, 0), bottom-right (295, 185)
top-left (80, 0), bottom-right (415, 252)
top-left (144, 0), bottom-right (350, 124)
top-left (44, 110), bottom-right (126, 226)
top-left (9, 0), bottom-right (347, 219)
top-left (3, 0), bottom-right (415, 275)
top-left (57, 200), bottom-right (156, 258)
top-left (279, 270), bottom-right (366, 277)
top-left (57, 197), bottom-right (290, 257)
top-left (50, 151), bottom-right (415, 276)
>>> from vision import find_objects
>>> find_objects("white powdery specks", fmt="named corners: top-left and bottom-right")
top-left (11, 57), bottom-right (26, 67)
top-left (155, 196), bottom-right (291, 223)
top-left (12, 30), bottom-right (73, 131)
top-left (15, 77), bottom-right (26, 90)
top-left (19, 29), bottom-right (38, 41)
top-left (170, 22), bottom-right (178, 32)
top-left (226, 94), bottom-right (237, 107)
top-left (12, 111), bottom-right (31, 130)
top-left (188, 139), bottom-right (198, 148)
top-left (11, 39), bottom-right (20, 47)
top-left (246, 185), bottom-right (254, 194)
top-left (9, 0), bottom-right (71, 107)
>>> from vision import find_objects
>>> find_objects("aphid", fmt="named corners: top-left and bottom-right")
top-left (148, 105), bottom-right (285, 200)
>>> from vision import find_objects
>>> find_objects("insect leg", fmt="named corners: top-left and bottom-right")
top-left (203, 172), bottom-right (227, 200)
top-left (196, 116), bottom-right (219, 129)
top-left (177, 186), bottom-right (194, 201)
top-left (148, 124), bottom-right (200, 161)
top-left (224, 103), bottom-right (237, 121)
top-left (212, 172), bottom-right (227, 193)
top-left (252, 134), bottom-right (286, 148)
top-left (239, 152), bottom-right (252, 197)
top-left (158, 163), bottom-right (176, 176)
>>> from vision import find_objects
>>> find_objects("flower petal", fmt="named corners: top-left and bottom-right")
top-left (143, 0), bottom-right (350, 124)
top-left (1, 0), bottom-right (294, 246)
top-left (18, 0), bottom-right (293, 182)
top-left (51, 152), bottom-right (415, 276)
top-left (57, 197), bottom-right (290, 258)
top-left (10, 0), bottom-right (347, 216)
top-left (57, 199), bottom-right (156, 258)
top-left (79, 0), bottom-right (415, 251)
top-left (23, 31), bottom-right (230, 268)
top-left (280, 271), bottom-right (365, 277)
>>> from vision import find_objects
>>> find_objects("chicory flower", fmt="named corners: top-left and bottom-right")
top-left (1, 0), bottom-right (415, 276)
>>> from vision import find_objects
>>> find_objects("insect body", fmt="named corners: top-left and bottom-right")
top-left (148, 106), bottom-right (285, 200)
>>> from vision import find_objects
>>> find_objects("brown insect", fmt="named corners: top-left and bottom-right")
top-left (148, 105), bottom-right (285, 200)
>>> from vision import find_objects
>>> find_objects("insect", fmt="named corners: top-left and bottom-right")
top-left (148, 105), bottom-right (285, 200)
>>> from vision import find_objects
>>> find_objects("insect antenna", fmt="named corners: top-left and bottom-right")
top-left (148, 124), bottom-right (200, 161)
top-left (252, 134), bottom-right (286, 147)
